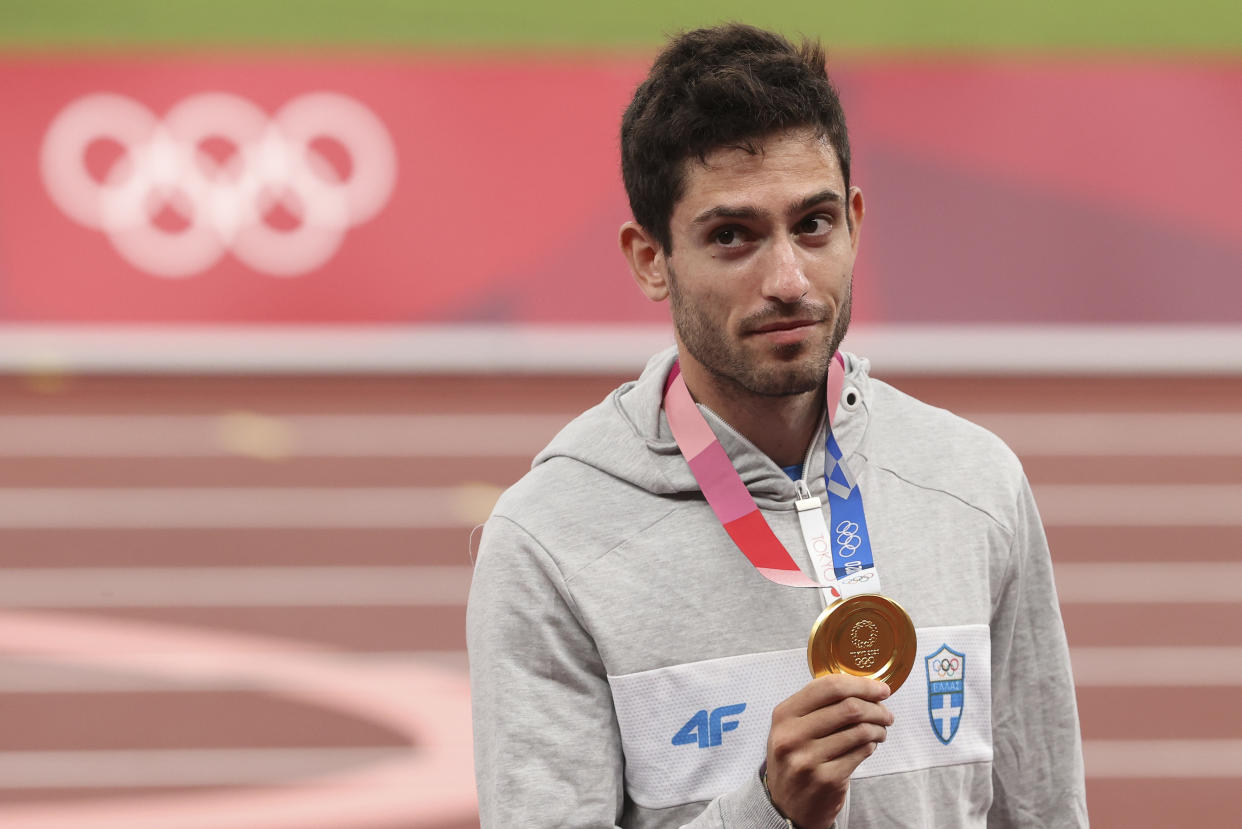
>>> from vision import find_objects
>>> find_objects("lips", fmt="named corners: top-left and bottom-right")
top-left (748, 318), bottom-right (820, 335)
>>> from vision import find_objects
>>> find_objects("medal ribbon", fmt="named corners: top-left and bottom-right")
top-left (663, 352), bottom-right (877, 594)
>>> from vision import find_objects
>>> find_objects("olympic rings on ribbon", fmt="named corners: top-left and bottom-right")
top-left (839, 569), bottom-right (875, 585)
top-left (834, 519), bottom-right (862, 553)
top-left (40, 92), bottom-right (397, 278)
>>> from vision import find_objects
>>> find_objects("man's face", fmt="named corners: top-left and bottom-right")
top-left (658, 128), bottom-right (864, 399)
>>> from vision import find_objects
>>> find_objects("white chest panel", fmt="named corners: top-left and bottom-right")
top-left (607, 624), bottom-right (992, 809)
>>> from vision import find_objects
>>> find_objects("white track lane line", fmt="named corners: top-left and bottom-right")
top-left (1070, 647), bottom-right (1242, 686)
top-left (0, 648), bottom-right (1235, 693)
top-left (0, 741), bottom-right (1236, 786)
top-left (5, 322), bottom-right (1242, 373)
top-left (0, 748), bottom-right (407, 789)
top-left (963, 412), bottom-right (1242, 456)
top-left (0, 563), bottom-right (1237, 608)
top-left (1085, 740), bottom-right (1242, 778)
top-left (1033, 484), bottom-right (1242, 526)
top-left (0, 414), bottom-right (571, 458)
top-left (0, 487), bottom-right (502, 528)
top-left (0, 484), bottom-right (1237, 528)
top-left (0, 566), bottom-right (474, 608)
top-left (1054, 563), bottom-right (1242, 603)
top-left (0, 651), bottom-right (467, 693)
top-left (0, 412), bottom-right (1238, 457)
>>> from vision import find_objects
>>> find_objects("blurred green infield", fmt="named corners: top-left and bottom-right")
top-left (1, 0), bottom-right (1239, 53)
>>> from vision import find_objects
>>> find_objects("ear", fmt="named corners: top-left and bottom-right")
top-left (619, 221), bottom-right (668, 302)
top-left (847, 185), bottom-right (865, 252)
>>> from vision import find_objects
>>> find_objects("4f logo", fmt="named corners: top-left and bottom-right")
top-left (672, 703), bottom-right (746, 748)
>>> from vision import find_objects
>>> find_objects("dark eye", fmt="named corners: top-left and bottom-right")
top-left (798, 216), bottom-right (831, 236)
top-left (714, 228), bottom-right (738, 246)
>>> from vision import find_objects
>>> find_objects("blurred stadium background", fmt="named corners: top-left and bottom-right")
top-left (0, 1), bottom-right (1239, 826)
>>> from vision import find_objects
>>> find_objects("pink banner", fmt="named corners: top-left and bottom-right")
top-left (1, 57), bottom-right (1238, 324)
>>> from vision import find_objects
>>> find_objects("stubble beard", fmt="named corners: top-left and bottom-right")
top-left (667, 266), bottom-right (853, 398)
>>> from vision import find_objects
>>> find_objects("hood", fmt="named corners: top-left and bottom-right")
top-left (532, 346), bottom-right (874, 510)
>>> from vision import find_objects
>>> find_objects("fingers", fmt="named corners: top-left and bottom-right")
top-left (779, 674), bottom-right (891, 718)
top-left (811, 721), bottom-right (890, 766)
top-left (817, 731), bottom-right (885, 781)
top-left (768, 695), bottom-right (892, 789)
top-left (767, 674), bottom-right (896, 796)
top-left (780, 726), bottom-right (886, 791)
top-left (796, 694), bottom-right (894, 737)
top-left (769, 716), bottom-right (890, 773)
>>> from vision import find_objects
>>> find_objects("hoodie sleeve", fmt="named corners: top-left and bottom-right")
top-left (986, 478), bottom-right (1088, 827)
top-left (467, 515), bottom-right (795, 828)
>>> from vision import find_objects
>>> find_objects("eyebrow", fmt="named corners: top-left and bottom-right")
top-left (690, 188), bottom-right (845, 227)
top-left (690, 204), bottom-right (764, 226)
top-left (791, 188), bottom-right (844, 215)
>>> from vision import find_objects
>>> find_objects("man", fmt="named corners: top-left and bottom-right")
top-left (468, 23), bottom-right (1086, 828)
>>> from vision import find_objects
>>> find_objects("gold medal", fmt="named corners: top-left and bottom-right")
top-left (807, 594), bottom-right (916, 692)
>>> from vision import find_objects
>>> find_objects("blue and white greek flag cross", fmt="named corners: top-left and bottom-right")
top-left (925, 644), bottom-right (965, 745)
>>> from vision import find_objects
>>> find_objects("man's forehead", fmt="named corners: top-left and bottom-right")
top-left (674, 130), bottom-right (845, 218)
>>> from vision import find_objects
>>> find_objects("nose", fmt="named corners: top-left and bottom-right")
top-left (761, 235), bottom-right (809, 305)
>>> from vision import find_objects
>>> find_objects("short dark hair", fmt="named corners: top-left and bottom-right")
top-left (620, 23), bottom-right (852, 252)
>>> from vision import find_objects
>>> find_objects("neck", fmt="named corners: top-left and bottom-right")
top-left (677, 359), bottom-right (825, 468)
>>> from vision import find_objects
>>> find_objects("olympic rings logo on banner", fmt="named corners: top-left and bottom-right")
top-left (834, 520), bottom-right (862, 554)
top-left (933, 658), bottom-right (961, 678)
top-left (40, 92), bottom-right (398, 278)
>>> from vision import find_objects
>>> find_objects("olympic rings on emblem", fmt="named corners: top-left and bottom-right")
top-left (932, 657), bottom-right (961, 677)
top-left (40, 92), bottom-right (397, 278)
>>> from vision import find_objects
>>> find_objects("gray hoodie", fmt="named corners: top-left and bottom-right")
top-left (467, 347), bottom-right (1087, 828)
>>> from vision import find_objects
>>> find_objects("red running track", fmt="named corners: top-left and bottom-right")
top-left (0, 371), bottom-right (1238, 827)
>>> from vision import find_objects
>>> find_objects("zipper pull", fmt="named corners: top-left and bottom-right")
top-left (794, 479), bottom-right (820, 511)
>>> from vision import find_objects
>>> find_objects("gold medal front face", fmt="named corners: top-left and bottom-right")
top-left (807, 594), bottom-right (916, 692)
